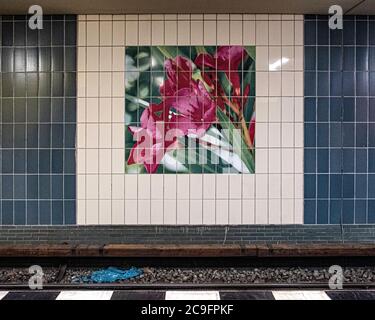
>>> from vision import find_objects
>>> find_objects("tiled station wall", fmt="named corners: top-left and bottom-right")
top-left (304, 15), bottom-right (375, 224)
top-left (76, 14), bottom-right (304, 225)
top-left (0, 15), bottom-right (77, 225)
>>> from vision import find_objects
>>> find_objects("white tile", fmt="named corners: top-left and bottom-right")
top-left (282, 174), bottom-right (294, 198)
top-left (191, 20), bottom-right (203, 45)
top-left (229, 199), bottom-right (242, 224)
top-left (86, 200), bottom-right (99, 224)
top-left (282, 123), bottom-right (294, 147)
top-left (294, 198), bottom-right (304, 224)
top-left (164, 199), bottom-right (177, 224)
top-left (281, 46), bottom-right (294, 71)
top-left (138, 175), bottom-right (151, 199)
top-left (112, 123), bottom-right (125, 148)
top-left (100, 21), bottom-right (112, 45)
top-left (99, 97), bottom-right (112, 122)
top-left (77, 174), bottom-right (86, 199)
top-left (269, 149), bottom-right (281, 174)
top-left (282, 97), bottom-right (294, 122)
top-left (281, 21), bottom-right (294, 45)
top-left (112, 174), bottom-right (125, 199)
top-left (99, 72), bottom-right (112, 97)
top-left (151, 200), bottom-right (164, 224)
top-left (294, 20), bottom-right (304, 45)
top-left (99, 199), bottom-right (112, 224)
top-left (57, 291), bottom-right (113, 300)
top-left (269, 14), bottom-right (281, 21)
top-left (78, 15), bottom-right (86, 21)
top-left (77, 73), bottom-right (86, 98)
top-left (243, 14), bottom-right (255, 20)
top-left (150, 175), bottom-right (163, 199)
top-left (255, 149), bottom-right (268, 174)
top-left (269, 173), bottom-right (281, 198)
top-left (295, 148), bottom-right (304, 174)
top-left (99, 47), bottom-right (112, 72)
top-left (86, 98), bottom-right (99, 122)
top-left (77, 48), bottom-right (86, 72)
top-left (99, 123), bottom-right (111, 148)
top-left (268, 97), bottom-right (281, 122)
top-left (217, 20), bottom-right (229, 44)
top-left (78, 21), bottom-right (86, 46)
top-left (86, 72), bottom-right (99, 97)
top-left (294, 97), bottom-right (304, 122)
top-left (269, 199), bottom-right (281, 224)
top-left (216, 199), bottom-right (228, 224)
top-left (242, 199), bottom-right (255, 223)
top-left (268, 123), bottom-right (281, 148)
top-left (86, 174), bottom-right (99, 198)
top-left (86, 124), bottom-right (99, 148)
top-left (269, 72), bottom-right (281, 97)
top-left (125, 199), bottom-right (138, 224)
top-left (139, 20), bottom-right (151, 45)
top-left (294, 71), bottom-right (304, 96)
top-left (178, 20), bottom-right (190, 45)
top-left (166, 291), bottom-right (220, 300)
top-left (99, 149), bottom-right (111, 174)
top-left (256, 72), bottom-right (268, 96)
top-left (86, 21), bottom-right (99, 46)
top-left (282, 14), bottom-right (294, 21)
top-left (87, 47), bottom-right (99, 71)
top-left (113, 21), bottom-right (125, 46)
top-left (273, 291), bottom-right (330, 300)
top-left (99, 15), bottom-right (112, 21)
top-left (126, 14), bottom-right (138, 21)
top-left (203, 175), bottom-right (215, 199)
top-left (269, 46), bottom-right (281, 71)
top-left (125, 21), bottom-right (138, 45)
top-left (230, 20), bottom-right (242, 44)
top-left (242, 174), bottom-right (255, 199)
top-left (190, 199), bottom-right (203, 224)
top-left (269, 21), bottom-right (281, 45)
top-left (190, 175), bottom-right (203, 199)
top-left (125, 175), bottom-right (138, 199)
top-left (138, 199), bottom-right (151, 224)
top-left (216, 175), bottom-right (228, 199)
top-left (77, 200), bottom-right (86, 225)
top-left (139, 14), bottom-right (151, 21)
top-left (256, 14), bottom-right (268, 20)
top-left (255, 199), bottom-right (268, 224)
top-left (295, 173), bottom-right (304, 198)
top-left (112, 72), bottom-right (125, 97)
top-left (243, 20), bottom-right (255, 45)
top-left (87, 15), bottom-right (99, 21)
top-left (255, 122), bottom-right (268, 148)
top-left (294, 46), bottom-right (304, 71)
top-left (177, 199), bottom-right (189, 224)
top-left (217, 14), bottom-right (229, 20)
top-left (152, 20), bottom-right (164, 45)
top-left (0, 292), bottom-right (8, 300)
top-left (203, 199), bottom-right (216, 224)
top-left (204, 20), bottom-right (216, 45)
top-left (86, 148), bottom-right (99, 174)
top-left (256, 46), bottom-right (269, 71)
top-left (77, 124), bottom-right (86, 149)
top-left (282, 72), bottom-right (294, 96)
top-left (112, 97), bottom-right (125, 122)
top-left (177, 175), bottom-right (189, 199)
top-left (256, 21), bottom-right (268, 45)
top-left (229, 174), bottom-right (242, 199)
top-left (255, 174), bottom-right (268, 199)
top-left (282, 148), bottom-right (294, 173)
top-left (165, 21), bottom-right (177, 45)
top-left (112, 200), bottom-right (125, 224)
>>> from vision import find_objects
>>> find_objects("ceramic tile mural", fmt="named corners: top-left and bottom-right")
top-left (125, 46), bottom-right (256, 174)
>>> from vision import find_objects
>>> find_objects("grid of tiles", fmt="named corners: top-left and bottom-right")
top-left (304, 15), bottom-right (375, 224)
top-left (77, 14), bottom-right (304, 225)
top-left (0, 15), bottom-right (77, 225)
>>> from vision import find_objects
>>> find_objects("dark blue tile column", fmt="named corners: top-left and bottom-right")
top-left (304, 15), bottom-right (375, 224)
top-left (0, 15), bottom-right (77, 225)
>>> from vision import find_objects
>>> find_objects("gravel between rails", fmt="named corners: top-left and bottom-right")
top-left (1, 267), bottom-right (375, 284)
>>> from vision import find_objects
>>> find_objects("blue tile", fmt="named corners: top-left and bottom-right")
top-left (27, 124), bottom-right (38, 148)
top-left (64, 124), bottom-right (76, 148)
top-left (330, 29), bottom-right (342, 46)
top-left (317, 46), bottom-right (329, 70)
top-left (39, 175), bottom-right (51, 199)
top-left (52, 124), bottom-right (63, 148)
top-left (369, 123), bottom-right (375, 147)
top-left (317, 72), bottom-right (329, 96)
top-left (317, 20), bottom-right (329, 45)
top-left (52, 98), bottom-right (64, 122)
top-left (342, 199), bottom-right (354, 224)
top-left (370, 21), bottom-right (375, 45)
top-left (64, 150), bottom-right (76, 174)
top-left (343, 98), bottom-right (355, 121)
top-left (317, 200), bottom-right (329, 224)
top-left (14, 201), bottom-right (26, 225)
top-left (304, 200), bottom-right (316, 224)
top-left (343, 174), bottom-right (355, 198)
top-left (1, 201), bottom-right (14, 225)
top-left (330, 72), bottom-right (342, 96)
top-left (304, 20), bottom-right (317, 45)
top-left (330, 149), bottom-right (342, 173)
top-left (370, 47), bottom-right (375, 71)
top-left (356, 98), bottom-right (368, 122)
top-left (52, 149), bottom-right (63, 173)
top-left (330, 47), bottom-right (342, 71)
top-left (342, 123), bottom-right (355, 147)
top-left (317, 174), bottom-right (329, 198)
top-left (370, 98), bottom-right (375, 121)
top-left (39, 150), bottom-right (51, 173)
top-left (330, 174), bottom-right (342, 198)
top-left (343, 47), bottom-right (355, 71)
top-left (52, 174), bottom-right (63, 199)
top-left (2, 175), bottom-right (13, 199)
top-left (304, 98), bottom-right (316, 122)
top-left (330, 200), bottom-right (342, 224)
top-left (305, 47), bottom-right (316, 70)
top-left (369, 174), bottom-right (375, 198)
top-left (356, 124), bottom-right (368, 147)
top-left (356, 47), bottom-right (369, 71)
top-left (14, 175), bottom-right (26, 199)
top-left (343, 20), bottom-right (355, 45)
top-left (2, 150), bottom-right (13, 173)
top-left (304, 149), bottom-right (316, 173)
top-left (330, 123), bottom-right (342, 147)
top-left (39, 201), bottom-right (51, 225)
top-left (26, 201), bottom-right (38, 225)
top-left (343, 72), bottom-right (355, 96)
top-left (317, 148), bottom-right (329, 173)
top-left (369, 149), bottom-right (375, 172)
top-left (317, 123), bottom-right (329, 147)
top-left (343, 148), bottom-right (355, 172)
top-left (368, 200), bottom-right (375, 223)
top-left (356, 20), bottom-right (368, 46)
top-left (64, 201), bottom-right (76, 225)
top-left (356, 149), bottom-right (368, 173)
top-left (14, 150), bottom-right (26, 173)
top-left (304, 72), bottom-right (316, 96)
top-left (64, 175), bottom-right (76, 199)
top-left (27, 149), bottom-right (38, 173)
top-left (304, 174), bottom-right (316, 198)
top-left (330, 98), bottom-right (342, 121)
top-left (356, 72), bottom-right (369, 96)
top-left (52, 201), bottom-right (63, 225)
top-left (356, 174), bottom-right (367, 198)
top-left (370, 72), bottom-right (375, 96)
top-left (355, 200), bottom-right (367, 224)
top-left (305, 123), bottom-right (317, 147)
top-left (317, 98), bottom-right (329, 121)
top-left (27, 175), bottom-right (38, 199)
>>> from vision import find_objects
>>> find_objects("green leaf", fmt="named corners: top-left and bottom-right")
top-left (195, 46), bottom-right (207, 54)
top-left (216, 108), bottom-right (255, 173)
top-left (245, 46), bottom-right (256, 62)
top-left (125, 94), bottom-right (149, 108)
top-left (156, 46), bottom-right (178, 59)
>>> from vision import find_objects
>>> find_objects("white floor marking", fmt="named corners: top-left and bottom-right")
top-left (166, 291), bottom-right (220, 300)
top-left (0, 291), bottom-right (8, 300)
top-left (272, 290), bottom-right (331, 300)
top-left (56, 290), bottom-right (113, 300)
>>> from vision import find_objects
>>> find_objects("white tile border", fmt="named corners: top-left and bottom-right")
top-left (0, 292), bottom-right (8, 300)
top-left (56, 290), bottom-right (114, 300)
top-left (165, 291), bottom-right (220, 300)
top-left (272, 291), bottom-right (331, 300)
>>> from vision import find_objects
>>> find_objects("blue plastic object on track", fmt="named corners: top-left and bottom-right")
top-left (78, 267), bottom-right (143, 283)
